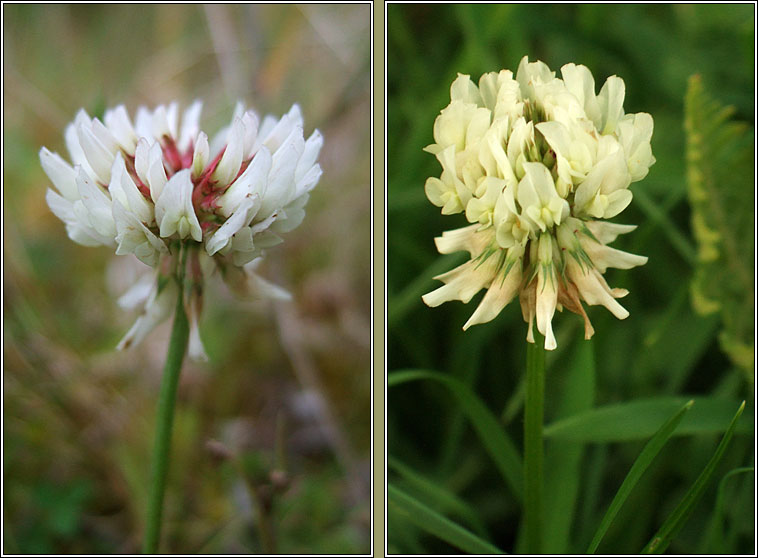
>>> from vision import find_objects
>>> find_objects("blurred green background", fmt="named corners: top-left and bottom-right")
top-left (4, 4), bottom-right (370, 554)
top-left (387, 4), bottom-right (754, 555)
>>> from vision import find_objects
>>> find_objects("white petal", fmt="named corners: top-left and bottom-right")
top-left (110, 152), bottom-right (153, 224)
top-left (191, 131), bottom-right (210, 180)
top-left (65, 122), bottom-right (96, 179)
top-left (598, 76), bottom-right (625, 134)
top-left (117, 279), bottom-right (177, 351)
top-left (463, 263), bottom-right (522, 330)
top-left (134, 138), bottom-right (151, 185)
top-left (178, 100), bottom-right (203, 152)
top-left (77, 122), bottom-right (114, 183)
top-left (154, 169), bottom-right (202, 241)
top-left (212, 118), bottom-right (245, 186)
top-left (117, 271), bottom-right (157, 309)
top-left (295, 129), bottom-right (323, 183)
top-left (584, 220), bottom-right (637, 244)
top-left (46, 188), bottom-right (76, 223)
top-left (217, 146), bottom-right (272, 217)
top-left (205, 194), bottom-right (259, 256)
top-left (187, 295), bottom-right (208, 362)
top-left (147, 141), bottom-right (168, 202)
top-left (258, 141), bottom-right (298, 218)
top-left (39, 147), bottom-right (79, 201)
top-left (241, 110), bottom-right (260, 159)
top-left (112, 200), bottom-right (168, 267)
top-left (104, 105), bottom-right (138, 153)
top-left (603, 189), bottom-right (633, 218)
top-left (567, 259), bottom-right (629, 319)
top-left (76, 167), bottom-right (116, 238)
top-left (134, 106), bottom-right (153, 139)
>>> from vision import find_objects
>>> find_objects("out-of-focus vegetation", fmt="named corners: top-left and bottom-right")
top-left (387, 4), bottom-right (754, 555)
top-left (3, 4), bottom-right (371, 554)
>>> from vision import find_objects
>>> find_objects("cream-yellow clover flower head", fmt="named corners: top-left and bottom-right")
top-left (422, 56), bottom-right (654, 350)
top-left (41, 101), bottom-right (322, 359)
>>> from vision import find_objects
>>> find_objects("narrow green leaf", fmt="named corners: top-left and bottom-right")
top-left (699, 466), bottom-right (754, 553)
top-left (388, 456), bottom-right (488, 537)
top-left (587, 400), bottom-right (694, 553)
top-left (388, 369), bottom-right (523, 501)
top-left (387, 483), bottom-right (505, 554)
top-left (544, 396), bottom-right (752, 442)
top-left (544, 340), bottom-right (596, 553)
top-left (641, 401), bottom-right (746, 554)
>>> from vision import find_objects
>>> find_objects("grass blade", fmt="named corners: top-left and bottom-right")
top-left (387, 483), bottom-right (504, 554)
top-left (698, 466), bottom-right (754, 553)
top-left (587, 400), bottom-right (694, 553)
top-left (388, 456), bottom-right (488, 537)
top-left (544, 396), bottom-right (752, 442)
top-left (388, 369), bottom-right (523, 501)
top-left (641, 401), bottom-right (746, 554)
top-left (544, 340), bottom-right (596, 553)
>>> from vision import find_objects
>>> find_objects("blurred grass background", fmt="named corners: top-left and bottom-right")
top-left (3, 4), bottom-right (370, 554)
top-left (387, 4), bottom-right (754, 554)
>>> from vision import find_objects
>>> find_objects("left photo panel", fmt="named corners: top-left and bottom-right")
top-left (3, 3), bottom-right (372, 555)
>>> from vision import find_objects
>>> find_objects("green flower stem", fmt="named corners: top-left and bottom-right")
top-left (524, 336), bottom-right (545, 554)
top-left (143, 276), bottom-right (189, 554)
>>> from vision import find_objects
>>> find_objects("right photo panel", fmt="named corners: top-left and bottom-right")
top-left (386, 3), bottom-right (755, 555)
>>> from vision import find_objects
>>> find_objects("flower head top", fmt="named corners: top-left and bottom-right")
top-left (41, 101), bottom-right (322, 359)
top-left (422, 56), bottom-right (654, 350)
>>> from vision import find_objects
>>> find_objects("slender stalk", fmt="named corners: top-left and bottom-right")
top-left (143, 276), bottom-right (189, 554)
top-left (524, 336), bottom-right (545, 554)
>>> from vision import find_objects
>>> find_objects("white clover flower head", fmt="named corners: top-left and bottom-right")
top-left (41, 101), bottom-right (323, 359)
top-left (422, 56), bottom-right (654, 350)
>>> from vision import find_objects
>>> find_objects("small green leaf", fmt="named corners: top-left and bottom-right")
top-left (587, 400), bottom-right (694, 553)
top-left (388, 483), bottom-right (504, 554)
top-left (388, 369), bottom-right (523, 501)
top-left (641, 401), bottom-right (746, 554)
top-left (543, 396), bottom-right (752, 442)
